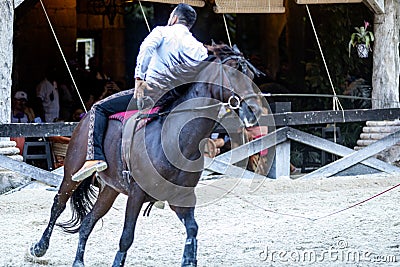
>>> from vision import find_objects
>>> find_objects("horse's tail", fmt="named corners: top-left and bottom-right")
top-left (56, 177), bottom-right (98, 234)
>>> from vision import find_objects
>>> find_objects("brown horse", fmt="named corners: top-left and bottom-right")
top-left (29, 44), bottom-right (264, 267)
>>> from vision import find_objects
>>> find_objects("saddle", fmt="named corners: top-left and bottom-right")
top-left (111, 107), bottom-right (162, 185)
top-left (109, 107), bottom-right (161, 130)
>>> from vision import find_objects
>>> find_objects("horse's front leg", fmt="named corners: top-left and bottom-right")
top-left (73, 185), bottom-right (119, 267)
top-left (112, 183), bottom-right (146, 267)
top-left (171, 206), bottom-right (198, 267)
top-left (30, 181), bottom-right (80, 257)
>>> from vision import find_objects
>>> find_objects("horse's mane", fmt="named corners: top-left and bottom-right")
top-left (151, 44), bottom-right (261, 111)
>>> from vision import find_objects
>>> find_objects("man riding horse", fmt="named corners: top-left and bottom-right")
top-left (72, 3), bottom-right (208, 181)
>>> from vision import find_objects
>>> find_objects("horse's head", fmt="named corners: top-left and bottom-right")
top-left (204, 43), bottom-right (264, 127)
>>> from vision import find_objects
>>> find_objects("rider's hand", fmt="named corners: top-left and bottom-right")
top-left (134, 78), bottom-right (153, 99)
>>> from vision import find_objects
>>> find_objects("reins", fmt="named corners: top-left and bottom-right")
top-left (135, 97), bottom-right (241, 122)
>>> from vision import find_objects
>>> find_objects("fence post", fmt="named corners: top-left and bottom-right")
top-left (274, 140), bottom-right (291, 178)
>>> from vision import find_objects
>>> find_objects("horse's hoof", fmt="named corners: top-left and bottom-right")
top-left (112, 251), bottom-right (127, 267)
top-left (25, 246), bottom-right (49, 265)
top-left (29, 243), bottom-right (46, 258)
top-left (72, 260), bottom-right (85, 267)
top-left (181, 259), bottom-right (197, 267)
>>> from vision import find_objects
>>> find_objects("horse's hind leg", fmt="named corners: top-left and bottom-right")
top-left (170, 206), bottom-right (198, 267)
top-left (30, 180), bottom-right (81, 257)
top-left (112, 183), bottom-right (146, 267)
top-left (73, 185), bottom-right (119, 267)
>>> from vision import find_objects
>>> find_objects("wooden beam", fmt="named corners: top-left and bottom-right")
top-left (269, 108), bottom-right (400, 126)
top-left (202, 127), bottom-right (288, 176)
top-left (214, 127), bottom-right (289, 165)
top-left (140, 0), bottom-right (205, 7)
top-left (363, 0), bottom-right (385, 14)
top-left (296, 0), bottom-right (362, 4)
top-left (301, 128), bottom-right (400, 178)
top-left (214, 0), bottom-right (285, 13)
top-left (287, 127), bottom-right (400, 174)
top-left (203, 157), bottom-right (266, 179)
top-left (0, 122), bottom-right (78, 137)
top-left (1, 109), bottom-right (399, 138)
top-left (14, 0), bottom-right (26, 8)
top-left (214, 108), bottom-right (400, 129)
top-left (0, 154), bottom-right (62, 187)
top-left (275, 140), bottom-right (290, 177)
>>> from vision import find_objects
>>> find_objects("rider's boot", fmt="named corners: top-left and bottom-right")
top-left (71, 160), bottom-right (108, 182)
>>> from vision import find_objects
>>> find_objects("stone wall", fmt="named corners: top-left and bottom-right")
top-left (0, 0), bottom-right (13, 126)
top-left (0, 141), bottom-right (29, 194)
top-left (355, 120), bottom-right (400, 166)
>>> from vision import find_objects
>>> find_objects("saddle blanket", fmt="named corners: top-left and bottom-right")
top-left (109, 107), bottom-right (161, 130)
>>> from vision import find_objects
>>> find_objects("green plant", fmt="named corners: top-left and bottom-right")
top-left (348, 21), bottom-right (374, 57)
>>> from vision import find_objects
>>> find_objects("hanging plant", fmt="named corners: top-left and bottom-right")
top-left (348, 21), bottom-right (374, 58)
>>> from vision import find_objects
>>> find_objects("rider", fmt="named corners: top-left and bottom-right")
top-left (72, 3), bottom-right (208, 181)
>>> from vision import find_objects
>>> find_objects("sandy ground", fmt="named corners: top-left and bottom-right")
top-left (1, 173), bottom-right (400, 267)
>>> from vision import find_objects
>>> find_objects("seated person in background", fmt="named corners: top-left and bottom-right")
top-left (11, 91), bottom-right (35, 123)
top-left (11, 91), bottom-right (41, 154)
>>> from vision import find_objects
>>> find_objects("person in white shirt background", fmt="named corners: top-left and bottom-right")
top-left (72, 3), bottom-right (208, 181)
top-left (36, 67), bottom-right (60, 123)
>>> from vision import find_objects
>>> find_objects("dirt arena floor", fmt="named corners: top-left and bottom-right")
top-left (1, 173), bottom-right (399, 267)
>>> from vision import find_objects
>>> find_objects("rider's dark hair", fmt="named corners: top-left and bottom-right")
top-left (173, 3), bottom-right (197, 29)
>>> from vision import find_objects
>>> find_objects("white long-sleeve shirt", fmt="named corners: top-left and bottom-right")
top-left (36, 78), bottom-right (59, 122)
top-left (134, 24), bottom-right (208, 84)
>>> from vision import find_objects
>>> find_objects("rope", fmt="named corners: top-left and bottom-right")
top-left (222, 14), bottom-right (232, 47)
top-left (315, 182), bottom-right (400, 220)
top-left (138, 0), bottom-right (151, 33)
top-left (260, 93), bottom-right (372, 101)
top-left (39, 0), bottom-right (87, 113)
top-left (199, 180), bottom-right (400, 221)
top-left (306, 5), bottom-right (344, 141)
top-left (198, 181), bottom-right (315, 221)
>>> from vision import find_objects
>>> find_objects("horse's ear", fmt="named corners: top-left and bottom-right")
top-left (211, 39), bottom-right (217, 46)
top-left (232, 44), bottom-right (241, 55)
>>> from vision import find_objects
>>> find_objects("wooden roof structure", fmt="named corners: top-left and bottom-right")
top-left (133, 0), bottom-right (384, 14)
top-left (140, 0), bottom-right (205, 7)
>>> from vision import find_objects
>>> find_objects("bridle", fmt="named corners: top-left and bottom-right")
top-left (135, 45), bottom-right (265, 120)
top-left (215, 45), bottom-right (265, 109)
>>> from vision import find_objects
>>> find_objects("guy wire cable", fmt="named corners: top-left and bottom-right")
top-left (39, 0), bottom-right (87, 113)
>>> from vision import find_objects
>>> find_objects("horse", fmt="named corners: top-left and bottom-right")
top-left (29, 44), bottom-right (264, 267)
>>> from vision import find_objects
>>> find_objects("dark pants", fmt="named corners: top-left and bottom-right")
top-left (87, 89), bottom-right (137, 161)
top-left (86, 84), bottom-right (180, 161)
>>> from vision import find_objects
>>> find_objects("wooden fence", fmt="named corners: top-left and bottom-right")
top-left (1, 107), bottom-right (400, 186)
